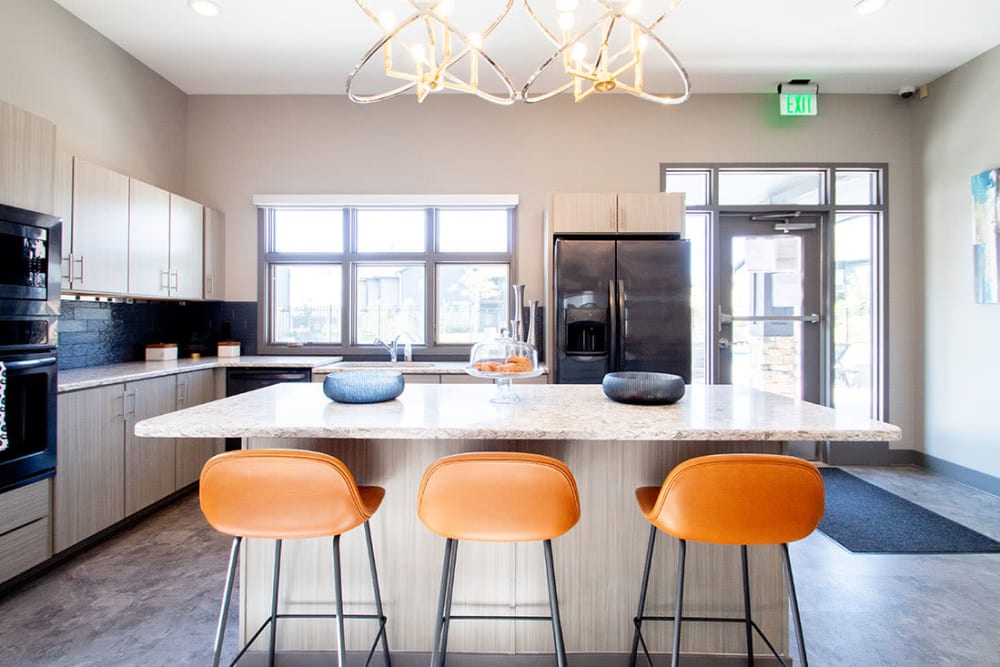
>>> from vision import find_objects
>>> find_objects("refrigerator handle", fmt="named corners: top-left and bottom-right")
top-left (608, 279), bottom-right (618, 371)
top-left (617, 279), bottom-right (626, 370)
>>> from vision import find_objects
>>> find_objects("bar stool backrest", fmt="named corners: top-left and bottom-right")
top-left (418, 452), bottom-right (580, 542)
top-left (645, 453), bottom-right (825, 545)
top-left (200, 449), bottom-right (381, 539)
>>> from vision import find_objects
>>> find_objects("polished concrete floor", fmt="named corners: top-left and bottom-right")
top-left (0, 465), bottom-right (998, 666)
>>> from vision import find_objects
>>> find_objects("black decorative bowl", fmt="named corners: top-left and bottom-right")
top-left (323, 371), bottom-right (404, 403)
top-left (601, 372), bottom-right (685, 405)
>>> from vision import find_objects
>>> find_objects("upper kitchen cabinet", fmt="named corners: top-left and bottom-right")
top-left (203, 207), bottom-right (226, 300)
top-left (69, 157), bottom-right (129, 294)
top-left (547, 192), bottom-right (686, 235)
top-left (128, 178), bottom-right (171, 298)
top-left (54, 151), bottom-right (74, 290)
top-left (548, 193), bottom-right (618, 234)
top-left (168, 194), bottom-right (204, 300)
top-left (0, 100), bottom-right (56, 215)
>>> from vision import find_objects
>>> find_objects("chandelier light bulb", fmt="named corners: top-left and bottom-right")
top-left (571, 42), bottom-right (588, 64)
top-left (627, 0), bottom-right (642, 17)
top-left (410, 44), bottom-right (426, 64)
top-left (435, 0), bottom-right (455, 17)
top-left (556, 0), bottom-right (578, 12)
top-left (637, 34), bottom-right (649, 52)
top-left (469, 32), bottom-right (483, 48)
top-left (558, 12), bottom-right (575, 31)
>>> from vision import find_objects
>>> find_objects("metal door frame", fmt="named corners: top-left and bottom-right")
top-left (713, 213), bottom-right (827, 405)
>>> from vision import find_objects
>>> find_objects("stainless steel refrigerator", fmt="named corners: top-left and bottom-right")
top-left (554, 236), bottom-right (691, 383)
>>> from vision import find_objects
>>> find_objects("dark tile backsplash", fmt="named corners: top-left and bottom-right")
top-left (57, 300), bottom-right (258, 370)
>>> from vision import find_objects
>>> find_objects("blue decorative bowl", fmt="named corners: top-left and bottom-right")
top-left (323, 371), bottom-right (404, 404)
top-left (602, 372), bottom-right (685, 405)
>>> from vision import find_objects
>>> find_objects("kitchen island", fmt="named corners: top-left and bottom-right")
top-left (136, 382), bottom-right (900, 664)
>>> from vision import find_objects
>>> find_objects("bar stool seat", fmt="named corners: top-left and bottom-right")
top-left (200, 449), bottom-right (392, 667)
top-left (629, 453), bottom-right (824, 667)
top-left (417, 451), bottom-right (581, 667)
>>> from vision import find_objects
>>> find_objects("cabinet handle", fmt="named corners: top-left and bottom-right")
top-left (206, 276), bottom-right (214, 296)
top-left (124, 391), bottom-right (136, 419)
top-left (160, 270), bottom-right (170, 291)
top-left (74, 255), bottom-right (84, 283)
top-left (177, 380), bottom-right (187, 404)
top-left (114, 393), bottom-right (125, 420)
top-left (62, 254), bottom-right (72, 285)
top-left (170, 270), bottom-right (179, 291)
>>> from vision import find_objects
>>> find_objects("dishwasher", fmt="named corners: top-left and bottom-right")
top-left (224, 367), bottom-right (312, 449)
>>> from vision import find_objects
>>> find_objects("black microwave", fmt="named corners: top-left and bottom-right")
top-left (0, 203), bottom-right (61, 317)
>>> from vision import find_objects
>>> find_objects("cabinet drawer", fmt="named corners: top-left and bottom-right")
top-left (0, 517), bottom-right (51, 583)
top-left (0, 479), bottom-right (50, 535)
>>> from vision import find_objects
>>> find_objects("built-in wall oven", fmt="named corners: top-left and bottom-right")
top-left (0, 202), bottom-right (61, 493)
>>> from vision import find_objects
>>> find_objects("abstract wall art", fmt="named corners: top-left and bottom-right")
top-left (972, 168), bottom-right (999, 303)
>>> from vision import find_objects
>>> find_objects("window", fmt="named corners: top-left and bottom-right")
top-left (259, 202), bottom-right (515, 354)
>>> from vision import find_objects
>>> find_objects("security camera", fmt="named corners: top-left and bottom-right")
top-left (898, 86), bottom-right (916, 99)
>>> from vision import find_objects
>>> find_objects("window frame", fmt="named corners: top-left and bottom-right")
top-left (661, 162), bottom-right (888, 421)
top-left (257, 204), bottom-right (517, 358)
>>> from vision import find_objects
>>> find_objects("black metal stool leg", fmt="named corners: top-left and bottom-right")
top-left (781, 544), bottom-right (809, 667)
top-left (333, 534), bottom-right (347, 667)
top-left (438, 538), bottom-right (459, 666)
top-left (630, 525), bottom-right (658, 667)
top-left (741, 545), bottom-right (755, 666)
top-left (429, 538), bottom-right (454, 667)
top-left (212, 536), bottom-right (242, 667)
top-left (269, 539), bottom-right (282, 667)
top-left (671, 539), bottom-right (686, 667)
top-left (542, 539), bottom-right (568, 667)
top-left (363, 520), bottom-right (392, 666)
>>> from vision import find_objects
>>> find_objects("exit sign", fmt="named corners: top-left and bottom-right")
top-left (780, 93), bottom-right (817, 116)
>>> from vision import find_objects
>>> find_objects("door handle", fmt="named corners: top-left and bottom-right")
top-left (718, 306), bottom-right (820, 331)
top-left (718, 337), bottom-right (732, 350)
top-left (608, 280), bottom-right (617, 368)
top-left (3, 356), bottom-right (57, 370)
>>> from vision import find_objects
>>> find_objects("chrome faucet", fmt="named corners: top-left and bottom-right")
top-left (373, 335), bottom-right (399, 362)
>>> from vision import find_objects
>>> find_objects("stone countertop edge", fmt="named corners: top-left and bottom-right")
top-left (134, 383), bottom-right (903, 443)
top-left (57, 356), bottom-right (344, 393)
top-left (316, 362), bottom-right (549, 375)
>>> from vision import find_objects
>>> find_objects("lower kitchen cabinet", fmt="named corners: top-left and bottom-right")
top-left (174, 370), bottom-right (223, 488)
top-left (0, 479), bottom-right (52, 584)
top-left (55, 384), bottom-right (126, 552)
top-left (124, 375), bottom-right (177, 515)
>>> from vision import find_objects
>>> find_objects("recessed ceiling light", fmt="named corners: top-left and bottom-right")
top-left (855, 0), bottom-right (888, 15)
top-left (188, 0), bottom-right (220, 17)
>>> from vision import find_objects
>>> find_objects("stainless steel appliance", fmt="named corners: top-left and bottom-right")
top-left (0, 203), bottom-right (61, 492)
top-left (224, 367), bottom-right (312, 450)
top-left (554, 235), bottom-right (691, 384)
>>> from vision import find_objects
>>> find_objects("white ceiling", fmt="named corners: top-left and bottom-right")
top-left (52, 0), bottom-right (1000, 96)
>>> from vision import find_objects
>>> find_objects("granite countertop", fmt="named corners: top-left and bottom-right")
top-left (135, 382), bottom-right (902, 442)
top-left (317, 361), bottom-right (548, 375)
top-left (58, 356), bottom-right (343, 392)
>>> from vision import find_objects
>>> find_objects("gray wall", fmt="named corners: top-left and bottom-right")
top-left (0, 0), bottom-right (188, 194)
top-left (914, 43), bottom-right (1000, 478)
top-left (184, 92), bottom-right (923, 452)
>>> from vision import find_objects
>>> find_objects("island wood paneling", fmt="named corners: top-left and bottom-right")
top-left (237, 437), bottom-right (787, 659)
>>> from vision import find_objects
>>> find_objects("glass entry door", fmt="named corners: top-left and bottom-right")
top-left (714, 214), bottom-right (824, 404)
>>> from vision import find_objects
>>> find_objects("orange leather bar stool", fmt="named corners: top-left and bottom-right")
top-left (629, 453), bottom-right (824, 667)
top-left (200, 449), bottom-right (392, 667)
top-left (417, 452), bottom-right (581, 667)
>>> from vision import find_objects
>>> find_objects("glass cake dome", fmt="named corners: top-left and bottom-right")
top-left (465, 331), bottom-right (542, 403)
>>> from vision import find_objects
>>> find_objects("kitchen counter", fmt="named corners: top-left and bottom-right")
top-left (57, 355), bottom-right (343, 392)
top-left (135, 382), bottom-right (899, 441)
top-left (135, 382), bottom-right (899, 662)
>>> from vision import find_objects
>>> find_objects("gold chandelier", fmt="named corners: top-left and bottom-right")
top-left (346, 0), bottom-right (518, 105)
top-left (521, 0), bottom-right (691, 104)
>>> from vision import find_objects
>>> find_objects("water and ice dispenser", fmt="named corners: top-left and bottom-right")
top-left (562, 293), bottom-right (608, 356)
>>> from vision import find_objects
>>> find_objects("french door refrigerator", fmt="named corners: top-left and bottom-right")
top-left (554, 236), bottom-right (691, 384)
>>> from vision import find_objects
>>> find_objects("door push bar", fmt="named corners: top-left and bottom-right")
top-left (718, 306), bottom-right (821, 332)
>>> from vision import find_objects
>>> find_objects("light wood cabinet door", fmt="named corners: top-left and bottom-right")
top-left (203, 207), bottom-right (226, 300)
top-left (616, 192), bottom-right (686, 234)
top-left (124, 375), bottom-right (177, 515)
top-left (54, 151), bottom-right (74, 290)
top-left (55, 385), bottom-right (126, 552)
top-left (71, 157), bottom-right (129, 294)
top-left (128, 178), bottom-right (171, 297)
top-left (175, 370), bottom-right (224, 488)
top-left (0, 99), bottom-right (55, 215)
top-left (169, 194), bottom-right (204, 300)
top-left (548, 192), bottom-right (617, 234)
